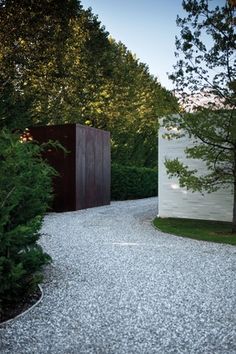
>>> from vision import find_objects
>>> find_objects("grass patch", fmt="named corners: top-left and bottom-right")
top-left (153, 217), bottom-right (236, 245)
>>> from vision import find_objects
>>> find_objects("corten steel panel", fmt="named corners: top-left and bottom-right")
top-left (101, 129), bottom-right (111, 205)
top-left (29, 124), bottom-right (110, 212)
top-left (75, 125), bottom-right (86, 210)
top-left (94, 129), bottom-right (103, 206)
top-left (29, 124), bottom-right (76, 212)
top-left (75, 124), bottom-right (111, 210)
top-left (85, 127), bottom-right (96, 208)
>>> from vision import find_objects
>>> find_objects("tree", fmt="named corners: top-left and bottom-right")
top-left (0, 0), bottom-right (178, 168)
top-left (164, 0), bottom-right (236, 232)
top-left (0, 130), bottom-right (55, 312)
top-left (0, 0), bottom-right (83, 129)
top-left (90, 40), bottom-right (179, 168)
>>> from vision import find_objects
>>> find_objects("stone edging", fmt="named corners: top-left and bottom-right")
top-left (0, 284), bottom-right (44, 327)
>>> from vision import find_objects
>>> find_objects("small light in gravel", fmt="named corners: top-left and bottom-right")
top-left (111, 242), bottom-right (146, 246)
top-left (171, 183), bottom-right (179, 190)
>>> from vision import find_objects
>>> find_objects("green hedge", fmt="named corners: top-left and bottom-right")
top-left (111, 163), bottom-right (158, 200)
top-left (0, 130), bottom-right (55, 312)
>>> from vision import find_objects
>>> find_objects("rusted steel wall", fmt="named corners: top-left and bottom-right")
top-left (75, 124), bottom-right (110, 210)
top-left (29, 124), bottom-right (110, 212)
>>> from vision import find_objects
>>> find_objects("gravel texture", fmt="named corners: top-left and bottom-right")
top-left (1, 197), bottom-right (236, 354)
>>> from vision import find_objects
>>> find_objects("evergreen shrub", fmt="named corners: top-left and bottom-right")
top-left (0, 130), bottom-right (55, 312)
top-left (111, 163), bottom-right (158, 200)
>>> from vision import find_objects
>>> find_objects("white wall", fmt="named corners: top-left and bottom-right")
top-left (158, 124), bottom-right (233, 222)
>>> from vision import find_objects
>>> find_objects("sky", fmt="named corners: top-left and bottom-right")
top-left (81, 0), bottom-right (185, 90)
top-left (81, 0), bottom-right (225, 91)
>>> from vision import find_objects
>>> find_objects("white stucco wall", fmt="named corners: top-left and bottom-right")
top-left (158, 124), bottom-right (233, 222)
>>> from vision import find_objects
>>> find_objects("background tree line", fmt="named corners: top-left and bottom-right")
top-left (0, 0), bottom-right (178, 168)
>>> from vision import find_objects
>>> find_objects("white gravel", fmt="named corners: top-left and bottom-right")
top-left (1, 197), bottom-right (236, 354)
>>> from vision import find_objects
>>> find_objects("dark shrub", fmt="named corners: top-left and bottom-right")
top-left (111, 163), bottom-right (158, 200)
top-left (0, 130), bottom-right (55, 312)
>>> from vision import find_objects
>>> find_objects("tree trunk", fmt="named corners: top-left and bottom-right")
top-left (233, 180), bottom-right (236, 233)
top-left (233, 148), bottom-right (236, 234)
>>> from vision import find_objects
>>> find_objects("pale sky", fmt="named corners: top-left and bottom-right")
top-left (81, 0), bottom-right (225, 90)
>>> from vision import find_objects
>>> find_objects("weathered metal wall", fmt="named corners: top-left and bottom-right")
top-left (30, 124), bottom-right (110, 212)
top-left (75, 124), bottom-right (110, 210)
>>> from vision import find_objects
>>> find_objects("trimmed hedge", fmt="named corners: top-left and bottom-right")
top-left (111, 163), bottom-right (158, 200)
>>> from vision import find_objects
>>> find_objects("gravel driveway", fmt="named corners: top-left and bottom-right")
top-left (1, 197), bottom-right (236, 354)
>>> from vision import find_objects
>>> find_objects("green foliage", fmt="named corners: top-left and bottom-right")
top-left (153, 217), bottom-right (236, 245)
top-left (104, 41), bottom-right (178, 168)
top-left (164, 110), bottom-right (235, 193)
top-left (170, 0), bottom-right (236, 108)
top-left (0, 0), bottom-right (84, 128)
top-left (165, 0), bottom-right (236, 232)
top-left (0, 0), bottom-right (178, 168)
top-left (0, 130), bottom-right (55, 311)
top-left (111, 163), bottom-right (158, 200)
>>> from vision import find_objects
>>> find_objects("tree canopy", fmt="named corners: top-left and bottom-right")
top-left (0, 0), bottom-right (178, 167)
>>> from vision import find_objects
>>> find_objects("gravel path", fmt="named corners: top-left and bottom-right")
top-left (1, 197), bottom-right (236, 354)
